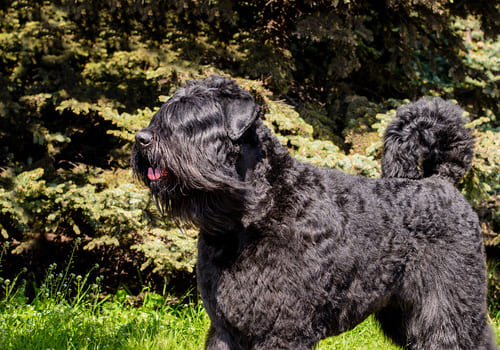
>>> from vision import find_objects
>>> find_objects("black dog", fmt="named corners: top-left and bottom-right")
top-left (132, 75), bottom-right (496, 349)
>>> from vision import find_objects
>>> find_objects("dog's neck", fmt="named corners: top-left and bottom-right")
top-left (235, 121), bottom-right (296, 228)
top-left (198, 121), bottom-right (295, 237)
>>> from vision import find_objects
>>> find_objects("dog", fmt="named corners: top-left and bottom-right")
top-left (132, 75), bottom-right (496, 349)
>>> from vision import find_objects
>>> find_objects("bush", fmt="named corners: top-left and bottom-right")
top-left (0, 1), bottom-right (498, 295)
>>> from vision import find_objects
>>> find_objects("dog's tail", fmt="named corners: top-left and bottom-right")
top-left (381, 97), bottom-right (474, 184)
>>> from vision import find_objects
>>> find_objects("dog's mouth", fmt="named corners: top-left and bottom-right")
top-left (147, 167), bottom-right (169, 181)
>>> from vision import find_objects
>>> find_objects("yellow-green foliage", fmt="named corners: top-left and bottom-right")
top-left (131, 227), bottom-right (198, 277)
top-left (243, 79), bottom-right (382, 177)
top-left (454, 16), bottom-right (500, 98)
top-left (0, 1), bottom-right (499, 288)
top-left (462, 128), bottom-right (500, 205)
top-left (2, 72), bottom-right (499, 279)
top-left (0, 167), bottom-right (199, 275)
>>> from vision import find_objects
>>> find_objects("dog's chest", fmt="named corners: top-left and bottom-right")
top-left (197, 233), bottom-right (332, 336)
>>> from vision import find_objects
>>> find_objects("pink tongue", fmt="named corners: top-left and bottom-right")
top-left (147, 167), bottom-right (161, 180)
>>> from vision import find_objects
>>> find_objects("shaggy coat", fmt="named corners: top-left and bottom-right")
top-left (132, 75), bottom-right (496, 349)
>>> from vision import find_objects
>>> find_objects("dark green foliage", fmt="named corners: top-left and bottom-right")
top-left (0, 0), bottom-right (498, 296)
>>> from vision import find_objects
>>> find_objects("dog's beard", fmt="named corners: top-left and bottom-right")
top-left (131, 142), bottom-right (247, 235)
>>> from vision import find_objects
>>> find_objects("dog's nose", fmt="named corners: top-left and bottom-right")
top-left (135, 130), bottom-right (153, 148)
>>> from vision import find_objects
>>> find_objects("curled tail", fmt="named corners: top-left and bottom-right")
top-left (381, 97), bottom-right (474, 184)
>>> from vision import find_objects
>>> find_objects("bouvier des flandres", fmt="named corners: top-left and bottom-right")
top-left (132, 75), bottom-right (496, 349)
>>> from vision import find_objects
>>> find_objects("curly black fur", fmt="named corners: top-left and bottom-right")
top-left (382, 98), bottom-right (475, 184)
top-left (132, 75), bottom-right (496, 349)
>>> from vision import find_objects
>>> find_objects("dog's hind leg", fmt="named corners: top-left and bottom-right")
top-left (405, 304), bottom-right (496, 350)
top-left (377, 289), bottom-right (497, 350)
top-left (376, 300), bottom-right (463, 350)
top-left (376, 255), bottom-right (497, 350)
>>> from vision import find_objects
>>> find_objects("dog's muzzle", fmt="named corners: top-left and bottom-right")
top-left (134, 129), bottom-right (169, 181)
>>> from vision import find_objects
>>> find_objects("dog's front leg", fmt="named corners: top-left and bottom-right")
top-left (206, 327), bottom-right (312, 350)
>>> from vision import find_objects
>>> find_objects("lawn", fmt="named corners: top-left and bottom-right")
top-left (1, 294), bottom-right (498, 350)
top-left (0, 295), bottom-right (207, 350)
top-left (0, 252), bottom-right (498, 350)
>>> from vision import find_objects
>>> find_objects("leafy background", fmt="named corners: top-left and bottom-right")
top-left (0, 0), bottom-right (499, 304)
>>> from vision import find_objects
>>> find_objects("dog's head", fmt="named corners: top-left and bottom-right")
top-left (131, 75), bottom-right (261, 232)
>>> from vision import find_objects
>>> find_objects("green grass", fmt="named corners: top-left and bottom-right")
top-left (317, 316), bottom-right (401, 349)
top-left (1, 297), bottom-right (499, 350)
top-left (0, 296), bottom-right (209, 350)
top-left (0, 241), bottom-right (202, 349)
top-left (0, 242), bottom-right (499, 350)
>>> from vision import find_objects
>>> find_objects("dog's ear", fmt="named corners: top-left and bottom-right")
top-left (224, 98), bottom-right (261, 140)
